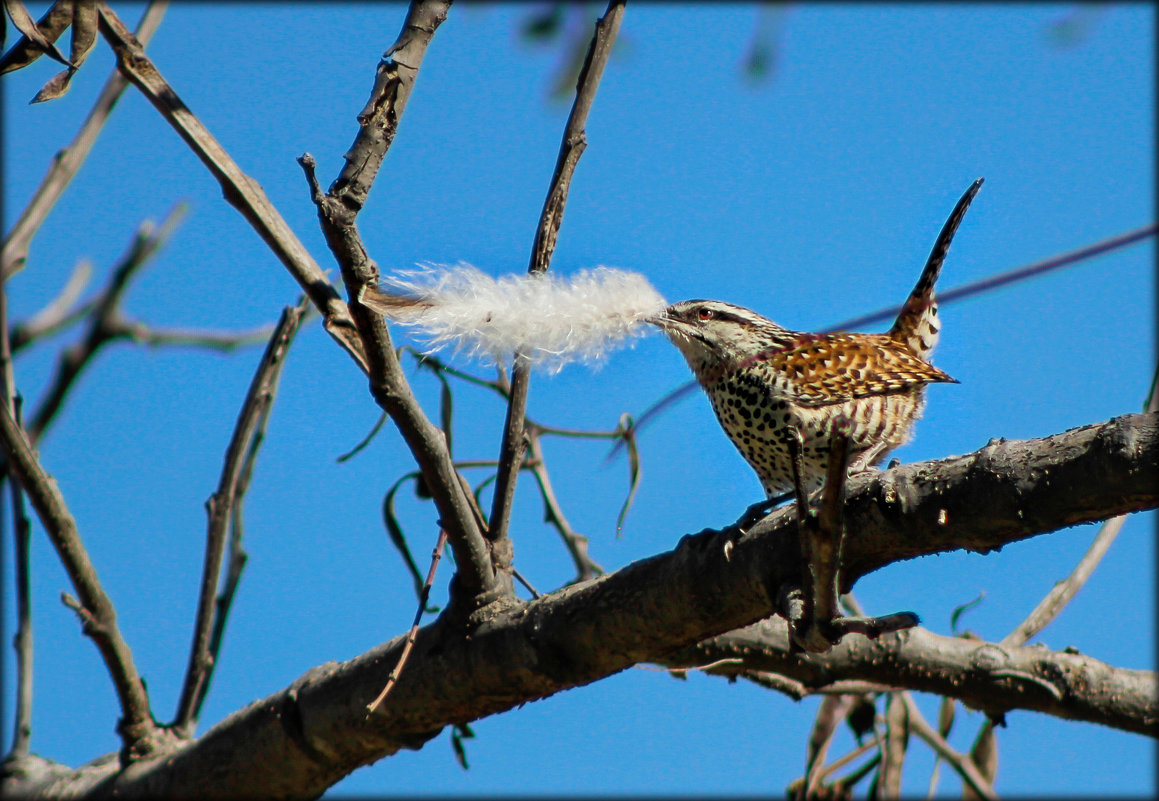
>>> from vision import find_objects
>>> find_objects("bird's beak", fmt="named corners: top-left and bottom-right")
top-left (645, 306), bottom-right (676, 329)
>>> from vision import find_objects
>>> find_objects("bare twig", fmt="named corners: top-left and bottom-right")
top-left (174, 297), bottom-right (309, 735)
top-left (800, 694), bottom-right (858, 799)
top-left (1001, 515), bottom-right (1125, 649)
top-left (9, 260), bottom-right (93, 352)
top-left (93, 3), bottom-right (365, 369)
top-left (4, 406), bottom-right (35, 759)
top-left (2, 1), bottom-right (169, 279)
top-left (817, 737), bottom-right (882, 788)
top-left (876, 692), bottom-right (908, 798)
top-left (26, 205), bottom-right (186, 442)
top-left (201, 501), bottom-right (248, 719)
top-left (0, 396), bottom-right (156, 758)
top-left (11, 215), bottom-right (271, 448)
top-left (367, 529), bottom-right (449, 713)
top-left (110, 321), bottom-right (275, 352)
top-left (1, 264), bottom-right (34, 758)
top-left (488, 0), bottom-right (627, 553)
top-left (328, 1), bottom-right (450, 209)
top-left (902, 693), bottom-right (998, 800)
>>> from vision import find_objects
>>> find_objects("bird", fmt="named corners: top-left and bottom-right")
top-left (652, 178), bottom-right (983, 499)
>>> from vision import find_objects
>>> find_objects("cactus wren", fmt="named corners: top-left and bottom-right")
top-left (654, 179), bottom-right (982, 498)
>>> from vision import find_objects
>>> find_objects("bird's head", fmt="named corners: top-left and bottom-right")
top-left (650, 299), bottom-right (793, 375)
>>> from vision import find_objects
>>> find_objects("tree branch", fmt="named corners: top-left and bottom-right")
top-left (488, 0), bottom-right (626, 552)
top-left (328, 0), bottom-right (450, 209)
top-left (299, 2), bottom-right (498, 603)
top-left (1001, 384), bottom-right (1157, 649)
top-left (25, 205), bottom-right (186, 442)
top-left (0, 253), bottom-right (33, 760)
top-left (93, 2), bottom-right (365, 369)
top-left (9, 260), bottom-right (93, 353)
top-left (1, 1), bottom-right (168, 280)
top-left (7, 412), bottom-right (1154, 797)
top-left (668, 614), bottom-right (1156, 737)
top-left (174, 298), bottom-right (309, 735)
top-left (827, 412), bottom-right (1157, 586)
top-left (0, 394), bottom-right (160, 762)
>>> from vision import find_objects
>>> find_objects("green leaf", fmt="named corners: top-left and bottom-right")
top-left (614, 414), bottom-right (640, 538)
top-left (520, 4), bottom-right (563, 41)
top-left (949, 591), bottom-right (985, 634)
top-left (382, 474), bottom-right (427, 602)
top-left (336, 412), bottom-right (386, 463)
top-left (450, 722), bottom-right (475, 770)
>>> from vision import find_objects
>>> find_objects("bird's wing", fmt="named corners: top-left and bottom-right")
top-left (763, 333), bottom-right (957, 407)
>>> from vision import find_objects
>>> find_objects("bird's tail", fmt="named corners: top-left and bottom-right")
top-left (889, 177), bottom-right (984, 360)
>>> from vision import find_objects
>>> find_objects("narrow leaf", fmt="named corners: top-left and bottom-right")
top-left (963, 721), bottom-right (997, 800)
top-left (949, 592), bottom-right (985, 634)
top-left (614, 414), bottom-right (640, 537)
top-left (336, 412), bottom-right (387, 462)
top-left (382, 475), bottom-right (426, 601)
top-left (0, 0), bottom-right (73, 72)
top-left (450, 722), bottom-right (475, 770)
top-left (68, 0), bottom-right (96, 69)
top-left (31, 65), bottom-right (74, 102)
top-left (435, 368), bottom-right (454, 457)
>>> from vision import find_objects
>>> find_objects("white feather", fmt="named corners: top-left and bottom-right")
top-left (378, 263), bottom-right (668, 371)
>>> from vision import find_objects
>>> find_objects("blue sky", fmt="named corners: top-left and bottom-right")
top-left (2, 2), bottom-right (1155, 796)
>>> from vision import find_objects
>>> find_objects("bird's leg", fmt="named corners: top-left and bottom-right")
top-left (783, 430), bottom-right (834, 652)
top-left (789, 419), bottom-right (922, 651)
top-left (786, 424), bottom-right (843, 652)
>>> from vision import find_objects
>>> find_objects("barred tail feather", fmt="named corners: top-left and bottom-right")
top-left (890, 177), bottom-right (984, 360)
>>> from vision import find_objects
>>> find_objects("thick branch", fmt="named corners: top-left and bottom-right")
top-left (666, 617), bottom-right (1155, 738)
top-left (93, 3), bottom-right (365, 369)
top-left (829, 412), bottom-right (1158, 586)
top-left (8, 412), bottom-right (1154, 798)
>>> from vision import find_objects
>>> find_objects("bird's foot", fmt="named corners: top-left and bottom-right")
top-left (733, 491), bottom-right (794, 532)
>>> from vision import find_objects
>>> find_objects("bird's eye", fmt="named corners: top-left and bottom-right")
top-left (697, 308), bottom-right (714, 321)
